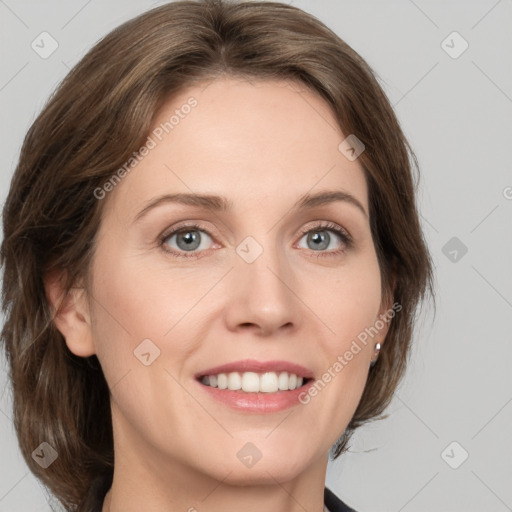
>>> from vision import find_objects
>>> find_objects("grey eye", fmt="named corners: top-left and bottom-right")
top-left (164, 228), bottom-right (213, 253)
top-left (297, 229), bottom-right (344, 252)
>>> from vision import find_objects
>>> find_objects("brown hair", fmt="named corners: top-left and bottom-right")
top-left (0, 1), bottom-right (435, 510)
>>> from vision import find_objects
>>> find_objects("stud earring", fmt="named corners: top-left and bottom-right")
top-left (370, 342), bottom-right (381, 368)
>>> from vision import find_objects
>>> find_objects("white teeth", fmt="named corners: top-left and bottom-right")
top-left (241, 372), bottom-right (260, 392)
top-left (217, 373), bottom-right (228, 389)
top-left (260, 372), bottom-right (279, 393)
top-left (227, 372), bottom-right (242, 390)
top-left (201, 371), bottom-right (306, 392)
top-left (278, 372), bottom-right (289, 391)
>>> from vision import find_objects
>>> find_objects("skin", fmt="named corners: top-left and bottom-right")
top-left (46, 77), bottom-right (392, 512)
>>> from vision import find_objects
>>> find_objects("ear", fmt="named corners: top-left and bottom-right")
top-left (44, 269), bottom-right (96, 357)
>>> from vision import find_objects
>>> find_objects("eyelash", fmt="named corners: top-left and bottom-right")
top-left (158, 221), bottom-right (353, 259)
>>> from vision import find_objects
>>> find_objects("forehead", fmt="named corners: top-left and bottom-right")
top-left (104, 77), bottom-right (368, 220)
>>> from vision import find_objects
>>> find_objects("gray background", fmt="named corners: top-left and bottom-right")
top-left (0, 0), bottom-right (511, 511)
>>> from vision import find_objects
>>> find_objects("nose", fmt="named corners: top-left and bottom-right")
top-left (223, 237), bottom-right (302, 337)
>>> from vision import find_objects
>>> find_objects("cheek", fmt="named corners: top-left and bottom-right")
top-left (91, 239), bottom-right (181, 334)
top-left (307, 253), bottom-right (382, 415)
top-left (88, 241), bottom-right (220, 386)
top-left (315, 254), bottom-right (383, 350)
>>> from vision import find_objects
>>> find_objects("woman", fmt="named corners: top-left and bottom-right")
top-left (0, 1), bottom-right (434, 511)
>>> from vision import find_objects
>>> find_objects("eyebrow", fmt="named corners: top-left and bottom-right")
top-left (133, 189), bottom-right (368, 223)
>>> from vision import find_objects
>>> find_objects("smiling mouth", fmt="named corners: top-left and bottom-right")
top-left (197, 371), bottom-right (311, 393)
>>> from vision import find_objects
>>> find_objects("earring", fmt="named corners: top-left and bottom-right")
top-left (370, 342), bottom-right (381, 368)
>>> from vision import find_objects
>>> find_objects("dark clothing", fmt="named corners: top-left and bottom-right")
top-left (325, 486), bottom-right (357, 511)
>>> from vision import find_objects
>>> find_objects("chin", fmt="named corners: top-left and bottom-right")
top-left (214, 459), bottom-right (310, 487)
top-left (228, 443), bottom-right (317, 484)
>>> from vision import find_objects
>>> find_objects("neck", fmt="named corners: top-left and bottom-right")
top-left (103, 473), bottom-right (328, 512)
top-left (102, 426), bottom-right (329, 512)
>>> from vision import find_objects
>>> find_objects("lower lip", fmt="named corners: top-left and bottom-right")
top-left (195, 379), bottom-right (314, 413)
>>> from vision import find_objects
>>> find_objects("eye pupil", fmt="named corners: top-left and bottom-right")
top-left (308, 231), bottom-right (329, 251)
top-left (177, 230), bottom-right (201, 251)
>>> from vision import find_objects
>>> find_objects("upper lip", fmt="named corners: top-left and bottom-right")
top-left (195, 359), bottom-right (315, 379)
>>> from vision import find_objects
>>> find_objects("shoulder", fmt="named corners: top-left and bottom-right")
top-left (324, 486), bottom-right (358, 512)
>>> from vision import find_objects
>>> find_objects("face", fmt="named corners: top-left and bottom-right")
top-left (75, 78), bottom-right (390, 484)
